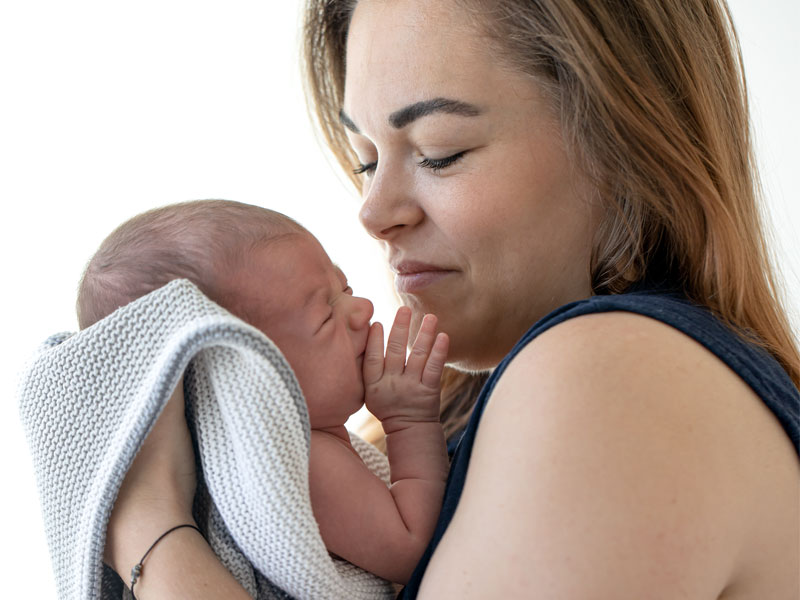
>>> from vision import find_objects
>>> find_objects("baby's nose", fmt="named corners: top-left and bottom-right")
top-left (349, 296), bottom-right (374, 329)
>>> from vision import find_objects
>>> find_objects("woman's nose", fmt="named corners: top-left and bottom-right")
top-left (348, 296), bottom-right (374, 330)
top-left (358, 166), bottom-right (424, 240)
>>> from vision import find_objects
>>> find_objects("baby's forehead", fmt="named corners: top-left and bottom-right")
top-left (246, 231), bottom-right (345, 292)
top-left (285, 232), bottom-right (345, 276)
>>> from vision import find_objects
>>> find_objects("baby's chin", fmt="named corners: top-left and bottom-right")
top-left (306, 389), bottom-right (365, 429)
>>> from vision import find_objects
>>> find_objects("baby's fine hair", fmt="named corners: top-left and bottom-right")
top-left (76, 199), bottom-right (306, 329)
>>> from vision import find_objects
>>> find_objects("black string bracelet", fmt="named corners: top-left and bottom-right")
top-left (129, 523), bottom-right (203, 599)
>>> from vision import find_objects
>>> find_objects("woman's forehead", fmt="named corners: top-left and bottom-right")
top-left (342, 0), bottom-right (496, 119)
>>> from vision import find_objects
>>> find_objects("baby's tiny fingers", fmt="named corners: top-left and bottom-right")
top-left (385, 307), bottom-right (412, 374)
top-left (405, 314), bottom-right (438, 377)
top-left (421, 332), bottom-right (449, 389)
top-left (362, 322), bottom-right (385, 385)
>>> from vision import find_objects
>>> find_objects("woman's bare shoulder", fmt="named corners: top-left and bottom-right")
top-left (419, 312), bottom-right (799, 599)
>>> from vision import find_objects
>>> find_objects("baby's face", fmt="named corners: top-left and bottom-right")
top-left (232, 234), bottom-right (374, 428)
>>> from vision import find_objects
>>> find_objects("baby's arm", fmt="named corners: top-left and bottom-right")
top-left (308, 307), bottom-right (449, 583)
top-left (363, 308), bottom-right (451, 554)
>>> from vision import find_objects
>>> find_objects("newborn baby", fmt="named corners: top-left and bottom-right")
top-left (77, 199), bottom-right (449, 584)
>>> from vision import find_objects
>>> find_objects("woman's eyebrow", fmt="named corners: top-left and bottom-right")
top-left (339, 97), bottom-right (483, 133)
top-left (339, 110), bottom-right (361, 134)
top-left (389, 98), bottom-right (482, 128)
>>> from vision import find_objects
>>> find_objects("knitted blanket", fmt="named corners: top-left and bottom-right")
top-left (18, 279), bottom-right (395, 600)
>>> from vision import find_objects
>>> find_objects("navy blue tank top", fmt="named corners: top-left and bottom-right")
top-left (400, 288), bottom-right (800, 598)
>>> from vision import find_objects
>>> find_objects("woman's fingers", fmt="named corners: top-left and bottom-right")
top-left (421, 332), bottom-right (449, 389)
top-left (384, 306), bottom-right (412, 374)
top-left (405, 313), bottom-right (438, 377)
top-left (363, 322), bottom-right (385, 384)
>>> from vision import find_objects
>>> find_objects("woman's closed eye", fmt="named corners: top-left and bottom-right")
top-left (418, 150), bottom-right (466, 172)
top-left (353, 160), bottom-right (377, 176)
top-left (352, 151), bottom-right (467, 176)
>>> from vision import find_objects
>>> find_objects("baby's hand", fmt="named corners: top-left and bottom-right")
top-left (363, 307), bottom-right (449, 431)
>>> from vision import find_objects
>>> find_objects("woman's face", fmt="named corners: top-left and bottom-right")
top-left (343, 0), bottom-right (598, 370)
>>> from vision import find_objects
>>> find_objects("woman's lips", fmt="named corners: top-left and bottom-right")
top-left (392, 261), bottom-right (455, 294)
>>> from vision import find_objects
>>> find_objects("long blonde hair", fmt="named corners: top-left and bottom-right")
top-left (302, 0), bottom-right (800, 407)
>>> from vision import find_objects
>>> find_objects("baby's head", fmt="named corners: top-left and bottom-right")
top-left (78, 199), bottom-right (373, 426)
top-left (77, 199), bottom-right (305, 329)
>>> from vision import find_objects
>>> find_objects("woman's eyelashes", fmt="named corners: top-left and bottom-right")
top-left (352, 160), bottom-right (377, 176)
top-left (418, 150), bottom-right (466, 172)
top-left (352, 151), bottom-right (467, 176)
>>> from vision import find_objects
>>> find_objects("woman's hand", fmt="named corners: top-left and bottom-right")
top-left (104, 378), bottom-right (197, 578)
top-left (102, 379), bottom-right (252, 598)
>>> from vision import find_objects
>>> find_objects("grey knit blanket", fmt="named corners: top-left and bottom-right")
top-left (18, 279), bottom-right (395, 600)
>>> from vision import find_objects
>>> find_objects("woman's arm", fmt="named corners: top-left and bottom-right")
top-left (418, 312), bottom-right (769, 599)
top-left (104, 383), bottom-right (251, 599)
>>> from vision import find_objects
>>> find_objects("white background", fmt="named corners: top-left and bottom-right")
top-left (0, 1), bottom-right (796, 596)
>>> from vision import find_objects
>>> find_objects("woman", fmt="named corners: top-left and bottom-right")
top-left (105, 0), bottom-right (800, 597)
